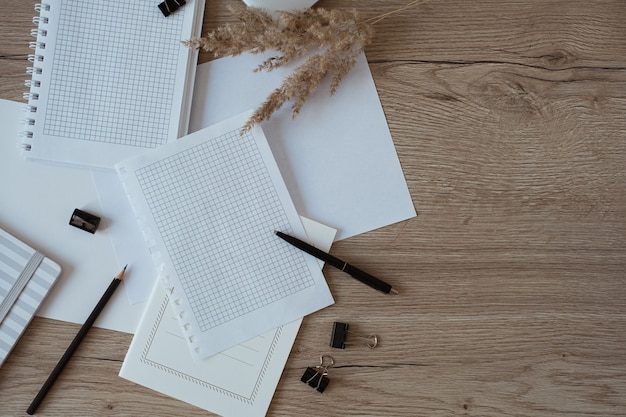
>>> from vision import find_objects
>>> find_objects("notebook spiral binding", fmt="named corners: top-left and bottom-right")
top-left (20, 3), bottom-right (51, 152)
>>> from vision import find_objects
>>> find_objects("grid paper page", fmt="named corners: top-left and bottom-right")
top-left (135, 129), bottom-right (311, 331)
top-left (25, 0), bottom-right (204, 168)
top-left (44, 0), bottom-right (183, 148)
top-left (46, 0), bottom-right (182, 146)
top-left (116, 112), bottom-right (334, 359)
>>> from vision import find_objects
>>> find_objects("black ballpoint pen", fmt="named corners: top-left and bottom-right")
top-left (275, 231), bottom-right (398, 295)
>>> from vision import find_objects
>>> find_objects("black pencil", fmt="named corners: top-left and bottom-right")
top-left (275, 231), bottom-right (397, 295)
top-left (26, 265), bottom-right (127, 415)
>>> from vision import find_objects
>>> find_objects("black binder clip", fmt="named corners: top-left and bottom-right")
top-left (158, 0), bottom-right (186, 17)
top-left (69, 208), bottom-right (101, 234)
top-left (330, 322), bottom-right (378, 349)
top-left (301, 356), bottom-right (334, 393)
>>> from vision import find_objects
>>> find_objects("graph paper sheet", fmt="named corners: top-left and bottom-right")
top-left (116, 112), bottom-right (334, 359)
top-left (23, 0), bottom-right (205, 168)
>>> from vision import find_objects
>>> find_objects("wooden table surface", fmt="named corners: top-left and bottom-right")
top-left (1, 0), bottom-right (625, 416)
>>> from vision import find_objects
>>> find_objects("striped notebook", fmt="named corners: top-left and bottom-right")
top-left (0, 227), bottom-right (61, 367)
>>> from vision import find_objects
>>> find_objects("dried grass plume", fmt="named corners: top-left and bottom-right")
top-left (184, 0), bottom-right (427, 132)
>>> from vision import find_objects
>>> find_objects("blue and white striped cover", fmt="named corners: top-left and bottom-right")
top-left (0, 228), bottom-right (61, 367)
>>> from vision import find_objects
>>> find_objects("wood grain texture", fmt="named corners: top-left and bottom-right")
top-left (1, 0), bottom-right (624, 416)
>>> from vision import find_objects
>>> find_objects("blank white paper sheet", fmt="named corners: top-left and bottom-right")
top-left (189, 51), bottom-right (416, 240)
top-left (1, 98), bottom-right (143, 334)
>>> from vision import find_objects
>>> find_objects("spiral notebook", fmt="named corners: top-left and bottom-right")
top-left (115, 111), bottom-right (334, 360)
top-left (21, 0), bottom-right (205, 168)
top-left (0, 227), bottom-right (61, 367)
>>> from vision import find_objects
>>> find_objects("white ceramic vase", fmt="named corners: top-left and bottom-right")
top-left (242, 0), bottom-right (318, 11)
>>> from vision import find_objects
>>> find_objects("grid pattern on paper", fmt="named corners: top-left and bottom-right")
top-left (135, 129), bottom-right (315, 332)
top-left (43, 0), bottom-right (185, 147)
